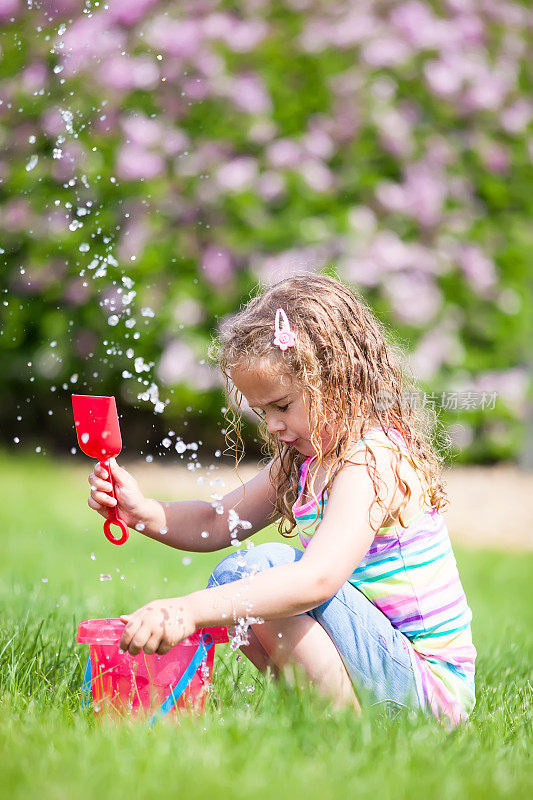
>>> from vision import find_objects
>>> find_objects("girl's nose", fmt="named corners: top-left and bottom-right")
top-left (266, 416), bottom-right (285, 436)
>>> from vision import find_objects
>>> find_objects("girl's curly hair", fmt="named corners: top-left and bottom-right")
top-left (208, 272), bottom-right (447, 538)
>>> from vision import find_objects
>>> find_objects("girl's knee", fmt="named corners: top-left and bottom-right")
top-left (207, 541), bottom-right (302, 588)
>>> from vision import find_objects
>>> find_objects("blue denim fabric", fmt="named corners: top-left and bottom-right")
top-left (207, 541), bottom-right (426, 712)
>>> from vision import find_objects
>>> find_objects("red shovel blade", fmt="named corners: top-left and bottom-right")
top-left (71, 394), bottom-right (129, 546)
top-left (72, 394), bottom-right (122, 460)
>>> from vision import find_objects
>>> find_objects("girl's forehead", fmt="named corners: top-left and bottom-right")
top-left (231, 365), bottom-right (294, 395)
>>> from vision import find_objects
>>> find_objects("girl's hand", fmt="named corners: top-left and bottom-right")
top-left (119, 598), bottom-right (196, 656)
top-left (87, 458), bottom-right (151, 530)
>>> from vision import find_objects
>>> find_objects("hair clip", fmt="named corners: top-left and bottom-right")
top-left (273, 308), bottom-right (296, 351)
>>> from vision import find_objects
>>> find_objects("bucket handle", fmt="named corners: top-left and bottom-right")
top-left (148, 633), bottom-right (213, 727)
top-left (81, 633), bottom-right (214, 724)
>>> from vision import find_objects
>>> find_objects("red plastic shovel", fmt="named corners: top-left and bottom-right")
top-left (72, 394), bottom-right (129, 545)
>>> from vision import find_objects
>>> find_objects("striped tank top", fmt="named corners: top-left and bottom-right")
top-left (291, 431), bottom-right (476, 728)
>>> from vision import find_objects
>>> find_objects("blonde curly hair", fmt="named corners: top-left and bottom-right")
top-left (208, 272), bottom-right (447, 538)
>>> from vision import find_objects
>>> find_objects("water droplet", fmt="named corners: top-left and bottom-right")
top-left (107, 315), bottom-right (119, 326)
top-left (99, 573), bottom-right (112, 582)
top-left (182, 556), bottom-right (192, 566)
top-left (90, 553), bottom-right (96, 561)
top-left (201, 530), bottom-right (209, 538)
top-left (79, 243), bottom-right (90, 253)
top-left (41, 577), bottom-right (48, 583)
top-left (159, 527), bottom-right (168, 535)
top-left (162, 437), bottom-right (172, 448)
top-left (25, 155), bottom-right (38, 171)
top-left (135, 522), bottom-right (145, 532)
top-left (81, 433), bottom-right (89, 444)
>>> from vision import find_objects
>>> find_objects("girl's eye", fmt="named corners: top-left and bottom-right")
top-left (251, 403), bottom-right (289, 418)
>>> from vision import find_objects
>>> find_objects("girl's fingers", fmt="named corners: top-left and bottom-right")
top-left (120, 616), bottom-right (144, 654)
top-left (90, 488), bottom-right (117, 506)
top-left (127, 624), bottom-right (151, 656)
top-left (94, 464), bottom-right (108, 479)
top-left (143, 632), bottom-right (162, 655)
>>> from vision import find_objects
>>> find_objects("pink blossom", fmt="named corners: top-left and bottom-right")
top-left (201, 245), bottom-right (234, 286)
top-left (266, 139), bottom-right (302, 168)
top-left (248, 119), bottom-right (277, 144)
top-left (409, 323), bottom-right (462, 380)
top-left (157, 339), bottom-right (197, 385)
top-left (59, 16), bottom-right (126, 76)
top-left (117, 217), bottom-right (151, 262)
top-left (500, 100), bottom-right (533, 135)
top-left (52, 142), bottom-right (86, 182)
top-left (21, 63), bottom-right (47, 93)
top-left (424, 59), bottom-right (463, 97)
top-left (328, 12), bottom-right (375, 49)
top-left (107, 0), bottom-right (159, 27)
top-left (41, 108), bottom-right (67, 137)
top-left (377, 163), bottom-right (447, 228)
top-left (375, 107), bottom-right (414, 158)
top-left (0, 197), bottom-right (31, 232)
top-left (202, 13), bottom-right (235, 39)
top-left (230, 74), bottom-right (272, 114)
top-left (389, 2), bottom-right (449, 50)
top-left (303, 127), bottom-right (334, 160)
top-left (362, 37), bottom-right (412, 68)
top-left (368, 230), bottom-right (413, 272)
top-left (220, 19), bottom-right (269, 52)
top-left (215, 157), bottom-right (257, 192)
top-left (0, 0), bottom-right (19, 21)
top-left (64, 278), bottom-right (91, 306)
top-left (116, 145), bottom-right (165, 181)
top-left (299, 158), bottom-right (334, 193)
top-left (145, 17), bottom-right (201, 58)
top-left (479, 141), bottom-right (509, 174)
top-left (462, 73), bottom-right (511, 113)
top-left (257, 171), bottom-right (286, 201)
top-left (384, 272), bottom-right (442, 326)
top-left (172, 297), bottom-right (205, 326)
top-left (182, 77), bottom-right (210, 101)
top-left (473, 368), bottom-right (528, 414)
top-left (161, 129), bottom-right (189, 157)
top-left (100, 55), bottom-right (159, 91)
top-left (458, 245), bottom-right (497, 294)
top-left (121, 114), bottom-right (163, 148)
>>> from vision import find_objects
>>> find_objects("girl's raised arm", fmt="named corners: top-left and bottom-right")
top-left (88, 457), bottom-right (280, 553)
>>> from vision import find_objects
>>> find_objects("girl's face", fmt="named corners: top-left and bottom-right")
top-left (231, 367), bottom-right (336, 457)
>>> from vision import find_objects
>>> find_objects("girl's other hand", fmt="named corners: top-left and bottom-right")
top-left (87, 458), bottom-right (149, 530)
top-left (119, 598), bottom-right (196, 656)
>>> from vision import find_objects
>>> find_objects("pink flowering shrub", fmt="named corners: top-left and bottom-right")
top-left (0, 0), bottom-right (531, 460)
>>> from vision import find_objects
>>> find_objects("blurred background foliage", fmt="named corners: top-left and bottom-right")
top-left (0, 0), bottom-right (532, 463)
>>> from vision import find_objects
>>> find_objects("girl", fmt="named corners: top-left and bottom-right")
top-left (88, 273), bottom-right (476, 729)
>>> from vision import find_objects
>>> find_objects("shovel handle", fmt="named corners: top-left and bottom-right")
top-left (99, 459), bottom-right (129, 545)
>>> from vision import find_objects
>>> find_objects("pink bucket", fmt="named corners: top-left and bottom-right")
top-left (78, 618), bottom-right (228, 723)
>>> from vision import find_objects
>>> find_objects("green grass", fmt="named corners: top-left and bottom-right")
top-left (0, 452), bottom-right (532, 799)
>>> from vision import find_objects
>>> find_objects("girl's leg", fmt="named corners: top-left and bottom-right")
top-left (207, 543), bottom-right (360, 710)
top-left (233, 625), bottom-right (281, 679)
top-left (250, 615), bottom-right (361, 711)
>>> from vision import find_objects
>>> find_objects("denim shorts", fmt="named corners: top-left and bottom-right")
top-left (206, 541), bottom-right (427, 714)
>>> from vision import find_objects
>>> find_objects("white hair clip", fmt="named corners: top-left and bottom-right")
top-left (273, 308), bottom-right (296, 351)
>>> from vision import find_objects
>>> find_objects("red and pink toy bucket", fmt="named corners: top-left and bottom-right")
top-left (78, 618), bottom-right (229, 724)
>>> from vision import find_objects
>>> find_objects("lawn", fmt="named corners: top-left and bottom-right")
top-left (0, 452), bottom-right (531, 800)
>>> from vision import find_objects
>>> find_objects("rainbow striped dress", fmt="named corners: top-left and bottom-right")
top-left (292, 433), bottom-right (476, 728)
